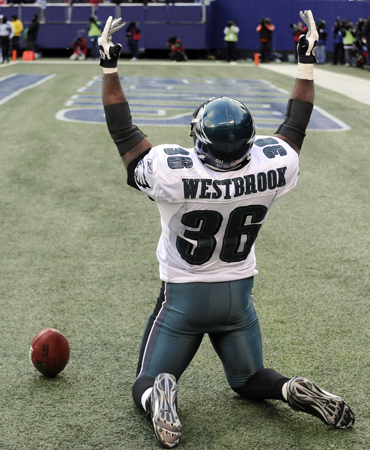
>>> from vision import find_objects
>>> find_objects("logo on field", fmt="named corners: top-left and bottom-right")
top-left (56, 76), bottom-right (350, 131)
top-left (0, 74), bottom-right (56, 106)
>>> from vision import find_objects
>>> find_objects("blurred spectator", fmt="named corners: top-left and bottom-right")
top-left (88, 0), bottom-right (103, 7)
top-left (353, 39), bottom-right (368, 69)
top-left (26, 14), bottom-right (39, 53)
top-left (10, 15), bottom-right (23, 58)
top-left (355, 17), bottom-right (365, 42)
top-left (342, 20), bottom-right (356, 67)
top-left (316, 19), bottom-right (329, 64)
top-left (167, 35), bottom-right (187, 61)
top-left (363, 18), bottom-right (370, 67)
top-left (88, 16), bottom-right (101, 60)
top-left (256, 17), bottom-right (275, 63)
top-left (332, 17), bottom-right (345, 66)
top-left (291, 21), bottom-right (307, 62)
top-left (224, 20), bottom-right (239, 62)
top-left (0, 15), bottom-right (14, 63)
top-left (126, 21), bottom-right (141, 61)
top-left (70, 31), bottom-right (87, 61)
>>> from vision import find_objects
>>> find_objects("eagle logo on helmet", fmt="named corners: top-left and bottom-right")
top-left (190, 102), bottom-right (212, 146)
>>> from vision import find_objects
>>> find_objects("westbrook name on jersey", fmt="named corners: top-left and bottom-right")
top-left (181, 166), bottom-right (288, 200)
top-left (130, 136), bottom-right (299, 284)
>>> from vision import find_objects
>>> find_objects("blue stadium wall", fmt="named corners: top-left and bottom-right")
top-left (0, 3), bottom-right (207, 53)
top-left (1, 0), bottom-right (370, 54)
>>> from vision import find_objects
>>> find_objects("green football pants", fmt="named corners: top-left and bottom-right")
top-left (135, 277), bottom-right (263, 389)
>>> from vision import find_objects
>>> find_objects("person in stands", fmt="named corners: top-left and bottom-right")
top-left (224, 19), bottom-right (239, 62)
top-left (257, 17), bottom-right (275, 63)
top-left (126, 21), bottom-right (141, 61)
top-left (10, 15), bottom-right (23, 58)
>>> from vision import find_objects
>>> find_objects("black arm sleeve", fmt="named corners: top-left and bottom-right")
top-left (275, 99), bottom-right (313, 149)
top-left (104, 102), bottom-right (147, 156)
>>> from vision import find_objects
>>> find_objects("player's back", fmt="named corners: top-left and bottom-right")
top-left (133, 136), bottom-right (299, 283)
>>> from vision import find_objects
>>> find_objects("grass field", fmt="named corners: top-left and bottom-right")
top-left (0, 59), bottom-right (369, 450)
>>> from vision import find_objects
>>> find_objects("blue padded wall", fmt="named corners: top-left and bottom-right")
top-left (119, 5), bottom-right (146, 23)
top-left (0, 5), bottom-right (18, 19)
top-left (70, 5), bottom-right (95, 23)
top-left (94, 4), bottom-right (117, 23)
top-left (1, 1), bottom-right (370, 51)
top-left (19, 5), bottom-right (40, 24)
top-left (44, 5), bottom-right (68, 24)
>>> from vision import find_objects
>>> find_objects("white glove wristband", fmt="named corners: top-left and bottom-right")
top-left (296, 63), bottom-right (314, 81)
top-left (103, 67), bottom-right (118, 74)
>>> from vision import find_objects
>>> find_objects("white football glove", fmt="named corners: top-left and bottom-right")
top-left (98, 16), bottom-right (126, 68)
top-left (297, 10), bottom-right (318, 63)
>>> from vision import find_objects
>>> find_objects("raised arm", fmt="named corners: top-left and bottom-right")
top-left (275, 10), bottom-right (318, 155)
top-left (99, 17), bottom-right (153, 169)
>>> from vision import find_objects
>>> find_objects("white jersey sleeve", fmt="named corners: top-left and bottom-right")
top-left (132, 138), bottom-right (299, 283)
top-left (133, 144), bottom-right (188, 203)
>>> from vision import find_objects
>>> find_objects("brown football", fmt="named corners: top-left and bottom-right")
top-left (29, 328), bottom-right (70, 377)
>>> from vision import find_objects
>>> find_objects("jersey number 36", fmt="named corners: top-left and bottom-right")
top-left (176, 205), bottom-right (268, 265)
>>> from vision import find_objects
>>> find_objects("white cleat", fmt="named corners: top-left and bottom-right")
top-left (150, 373), bottom-right (182, 448)
top-left (286, 377), bottom-right (355, 429)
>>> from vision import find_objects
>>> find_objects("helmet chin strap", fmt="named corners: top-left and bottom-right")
top-left (204, 163), bottom-right (231, 172)
top-left (202, 153), bottom-right (252, 172)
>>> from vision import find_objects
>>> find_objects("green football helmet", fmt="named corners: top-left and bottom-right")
top-left (190, 97), bottom-right (255, 171)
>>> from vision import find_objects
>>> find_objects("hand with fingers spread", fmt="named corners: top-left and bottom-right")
top-left (98, 16), bottom-right (126, 71)
top-left (297, 10), bottom-right (318, 63)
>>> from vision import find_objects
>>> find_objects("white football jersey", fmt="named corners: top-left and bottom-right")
top-left (133, 136), bottom-right (299, 283)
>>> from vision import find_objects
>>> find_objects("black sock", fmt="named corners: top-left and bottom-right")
top-left (232, 368), bottom-right (289, 402)
top-left (132, 375), bottom-right (156, 410)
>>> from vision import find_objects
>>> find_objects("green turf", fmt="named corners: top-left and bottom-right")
top-left (0, 60), bottom-right (369, 449)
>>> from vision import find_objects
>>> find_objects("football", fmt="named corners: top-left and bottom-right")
top-left (29, 328), bottom-right (70, 377)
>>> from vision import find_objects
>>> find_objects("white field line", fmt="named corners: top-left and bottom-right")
top-left (259, 64), bottom-right (370, 106)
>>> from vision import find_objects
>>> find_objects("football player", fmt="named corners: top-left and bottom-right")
top-left (98, 11), bottom-right (355, 448)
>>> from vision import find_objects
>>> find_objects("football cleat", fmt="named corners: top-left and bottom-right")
top-left (286, 377), bottom-right (355, 429)
top-left (148, 373), bottom-right (182, 448)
